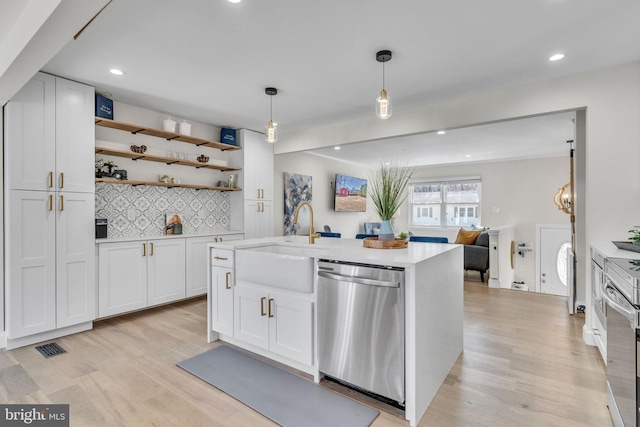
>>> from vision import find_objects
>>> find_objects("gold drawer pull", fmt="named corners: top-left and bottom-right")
top-left (59, 195), bottom-right (64, 211)
top-left (260, 297), bottom-right (266, 316)
top-left (143, 243), bottom-right (147, 256)
top-left (150, 242), bottom-right (154, 256)
top-left (214, 255), bottom-right (228, 261)
top-left (225, 272), bottom-right (231, 289)
top-left (48, 171), bottom-right (53, 188)
top-left (60, 172), bottom-right (64, 189)
top-left (48, 195), bottom-right (53, 211)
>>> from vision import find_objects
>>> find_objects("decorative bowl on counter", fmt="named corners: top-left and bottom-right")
top-left (197, 155), bottom-right (209, 163)
top-left (130, 144), bottom-right (147, 154)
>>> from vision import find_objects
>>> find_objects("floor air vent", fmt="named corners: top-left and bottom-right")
top-left (35, 342), bottom-right (67, 358)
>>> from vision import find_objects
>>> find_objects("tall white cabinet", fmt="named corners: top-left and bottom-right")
top-left (4, 72), bottom-right (95, 346)
top-left (231, 130), bottom-right (274, 239)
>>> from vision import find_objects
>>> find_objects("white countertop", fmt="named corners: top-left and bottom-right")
top-left (591, 241), bottom-right (640, 259)
top-left (211, 235), bottom-right (461, 268)
top-left (96, 230), bottom-right (243, 244)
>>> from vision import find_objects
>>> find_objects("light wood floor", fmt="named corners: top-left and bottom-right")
top-left (0, 278), bottom-right (613, 427)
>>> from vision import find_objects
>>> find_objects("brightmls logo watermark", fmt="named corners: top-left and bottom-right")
top-left (0, 405), bottom-right (68, 426)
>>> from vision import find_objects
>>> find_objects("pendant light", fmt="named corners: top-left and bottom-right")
top-left (375, 50), bottom-right (392, 119)
top-left (265, 87), bottom-right (278, 143)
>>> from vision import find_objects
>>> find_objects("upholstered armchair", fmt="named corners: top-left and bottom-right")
top-left (463, 231), bottom-right (490, 281)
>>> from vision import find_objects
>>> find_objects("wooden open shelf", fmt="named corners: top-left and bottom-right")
top-left (95, 117), bottom-right (241, 151)
top-left (96, 177), bottom-right (241, 192)
top-left (95, 147), bottom-right (242, 172)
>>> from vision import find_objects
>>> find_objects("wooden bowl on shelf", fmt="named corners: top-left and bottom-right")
top-left (197, 155), bottom-right (209, 163)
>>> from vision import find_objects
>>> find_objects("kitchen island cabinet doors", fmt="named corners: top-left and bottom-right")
top-left (234, 284), bottom-right (312, 366)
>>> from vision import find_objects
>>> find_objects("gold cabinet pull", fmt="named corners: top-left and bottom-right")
top-left (60, 172), bottom-right (64, 189)
top-left (48, 194), bottom-right (53, 211)
top-left (143, 243), bottom-right (147, 256)
top-left (261, 189), bottom-right (264, 199)
top-left (225, 272), bottom-right (231, 289)
top-left (268, 298), bottom-right (274, 318)
top-left (257, 189), bottom-right (261, 199)
top-left (48, 171), bottom-right (53, 188)
top-left (59, 195), bottom-right (64, 211)
top-left (260, 297), bottom-right (266, 316)
top-left (150, 242), bottom-right (154, 256)
top-left (214, 255), bottom-right (228, 261)
top-left (219, 237), bottom-right (223, 242)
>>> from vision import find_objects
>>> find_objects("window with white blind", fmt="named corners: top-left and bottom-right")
top-left (409, 178), bottom-right (481, 228)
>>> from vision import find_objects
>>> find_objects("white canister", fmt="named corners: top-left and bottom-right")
top-left (178, 121), bottom-right (191, 136)
top-left (163, 118), bottom-right (176, 132)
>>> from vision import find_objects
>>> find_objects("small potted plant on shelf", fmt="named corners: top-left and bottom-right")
top-left (398, 231), bottom-right (409, 240)
top-left (368, 162), bottom-right (414, 241)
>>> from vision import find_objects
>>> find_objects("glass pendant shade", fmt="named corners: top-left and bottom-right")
top-left (266, 120), bottom-right (278, 143)
top-left (376, 89), bottom-right (392, 119)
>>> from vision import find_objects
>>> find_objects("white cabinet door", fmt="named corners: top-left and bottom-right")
top-left (98, 241), bottom-right (147, 317)
top-left (7, 191), bottom-right (56, 338)
top-left (244, 200), bottom-right (273, 240)
top-left (56, 192), bottom-right (96, 328)
top-left (55, 76), bottom-right (95, 193)
top-left (211, 267), bottom-right (234, 336)
top-left (147, 238), bottom-right (186, 306)
top-left (186, 236), bottom-right (214, 297)
top-left (5, 72), bottom-right (56, 191)
top-left (242, 130), bottom-right (274, 201)
top-left (234, 285), bottom-right (269, 349)
top-left (268, 292), bottom-right (313, 365)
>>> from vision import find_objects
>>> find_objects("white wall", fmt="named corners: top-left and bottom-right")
top-left (277, 62), bottom-right (640, 316)
top-left (274, 152), bottom-right (377, 238)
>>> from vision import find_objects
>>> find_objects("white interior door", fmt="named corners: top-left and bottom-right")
top-left (538, 225), bottom-right (571, 296)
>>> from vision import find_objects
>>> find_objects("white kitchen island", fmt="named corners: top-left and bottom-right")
top-left (208, 236), bottom-right (464, 427)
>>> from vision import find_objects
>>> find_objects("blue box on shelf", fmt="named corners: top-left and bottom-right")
top-left (95, 94), bottom-right (113, 119)
top-left (220, 128), bottom-right (236, 146)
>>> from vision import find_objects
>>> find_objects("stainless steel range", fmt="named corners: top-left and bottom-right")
top-left (603, 257), bottom-right (640, 427)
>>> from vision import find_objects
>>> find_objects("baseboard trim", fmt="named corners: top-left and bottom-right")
top-left (0, 331), bottom-right (7, 349)
top-left (582, 323), bottom-right (596, 346)
top-left (5, 322), bottom-right (93, 350)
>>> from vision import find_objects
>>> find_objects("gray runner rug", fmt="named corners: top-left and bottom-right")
top-left (177, 345), bottom-right (379, 427)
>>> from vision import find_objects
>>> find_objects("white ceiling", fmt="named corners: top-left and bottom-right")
top-left (41, 0), bottom-right (640, 166)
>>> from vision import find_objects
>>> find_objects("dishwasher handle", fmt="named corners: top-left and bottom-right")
top-left (603, 278), bottom-right (637, 328)
top-left (317, 270), bottom-right (400, 288)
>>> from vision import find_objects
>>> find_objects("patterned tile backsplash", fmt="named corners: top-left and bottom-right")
top-left (96, 183), bottom-right (231, 238)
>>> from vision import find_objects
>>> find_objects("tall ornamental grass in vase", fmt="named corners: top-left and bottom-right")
top-left (369, 162), bottom-right (413, 241)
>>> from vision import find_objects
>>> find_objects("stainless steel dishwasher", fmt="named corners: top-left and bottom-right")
top-left (317, 259), bottom-right (405, 405)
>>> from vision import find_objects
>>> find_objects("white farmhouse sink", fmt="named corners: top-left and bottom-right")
top-left (235, 244), bottom-right (328, 292)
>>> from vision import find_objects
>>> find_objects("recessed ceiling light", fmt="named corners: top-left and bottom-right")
top-left (334, 146), bottom-right (341, 150)
top-left (465, 155), bottom-right (472, 158)
top-left (109, 68), bottom-right (125, 76)
top-left (437, 130), bottom-right (446, 135)
top-left (549, 53), bottom-right (565, 62)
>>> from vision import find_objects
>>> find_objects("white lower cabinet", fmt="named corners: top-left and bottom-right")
top-left (187, 234), bottom-right (242, 297)
top-left (234, 284), bottom-right (312, 365)
top-left (147, 239), bottom-right (186, 306)
top-left (211, 267), bottom-right (234, 336)
top-left (98, 238), bottom-right (185, 317)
